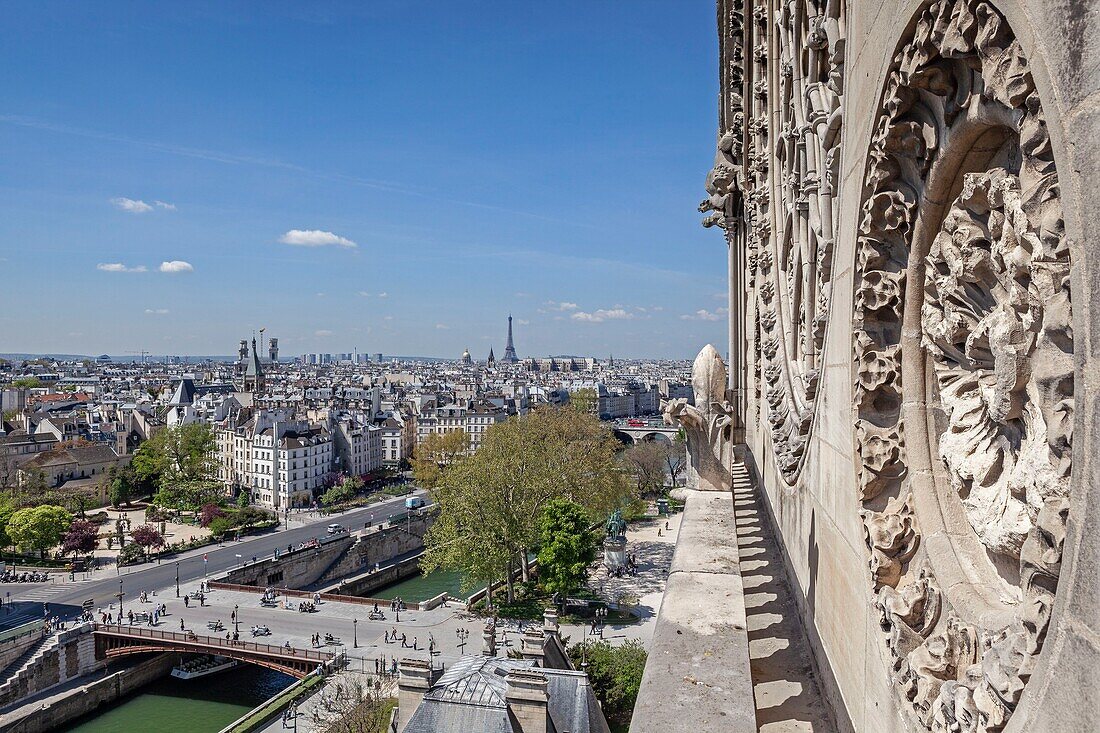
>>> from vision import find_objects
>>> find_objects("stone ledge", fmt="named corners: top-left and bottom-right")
top-left (632, 490), bottom-right (755, 733)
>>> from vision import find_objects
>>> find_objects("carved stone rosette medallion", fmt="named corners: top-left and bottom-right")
top-left (852, 1), bottom-right (1072, 730)
top-left (703, 0), bottom-right (846, 484)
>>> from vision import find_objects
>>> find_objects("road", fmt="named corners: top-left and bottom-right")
top-left (0, 491), bottom-right (426, 630)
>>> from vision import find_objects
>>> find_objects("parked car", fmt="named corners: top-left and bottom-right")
top-left (326, 524), bottom-right (347, 535)
top-left (405, 496), bottom-right (425, 509)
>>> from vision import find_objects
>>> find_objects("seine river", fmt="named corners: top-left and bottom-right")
top-left (67, 664), bottom-right (293, 733)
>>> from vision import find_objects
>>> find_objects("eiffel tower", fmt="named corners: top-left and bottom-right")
top-left (502, 314), bottom-right (520, 363)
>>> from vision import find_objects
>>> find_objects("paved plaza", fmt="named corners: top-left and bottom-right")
top-left (93, 509), bottom-right (683, 673)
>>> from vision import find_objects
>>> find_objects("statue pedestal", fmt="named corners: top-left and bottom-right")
top-left (604, 536), bottom-right (627, 569)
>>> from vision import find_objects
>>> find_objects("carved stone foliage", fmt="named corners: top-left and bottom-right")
top-left (662, 345), bottom-right (736, 492)
top-left (853, 1), bottom-right (1073, 731)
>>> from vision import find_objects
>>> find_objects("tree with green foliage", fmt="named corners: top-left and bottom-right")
top-left (321, 474), bottom-right (364, 507)
top-left (7, 377), bottom-right (41, 389)
top-left (0, 497), bottom-right (16, 549)
top-left (423, 407), bottom-right (630, 604)
top-left (537, 499), bottom-right (597, 596)
top-left (208, 515), bottom-right (234, 538)
top-left (132, 423), bottom-right (217, 490)
top-left (108, 464), bottom-right (140, 507)
top-left (7, 505), bottom-right (72, 556)
top-left (152, 479), bottom-right (223, 512)
top-left (410, 430), bottom-right (470, 490)
top-left (567, 640), bottom-right (648, 728)
top-left (569, 387), bottom-right (599, 415)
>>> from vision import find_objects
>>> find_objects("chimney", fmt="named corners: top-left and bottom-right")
top-left (396, 658), bottom-right (432, 733)
top-left (482, 620), bottom-right (497, 656)
top-left (506, 668), bottom-right (549, 733)
top-left (542, 608), bottom-right (559, 640)
top-left (521, 627), bottom-right (545, 666)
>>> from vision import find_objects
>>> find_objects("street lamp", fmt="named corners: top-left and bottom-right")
top-left (456, 627), bottom-right (469, 653)
top-left (234, 604), bottom-right (239, 633)
top-left (353, 618), bottom-right (358, 649)
top-left (175, 561), bottom-right (180, 598)
top-left (117, 580), bottom-right (124, 623)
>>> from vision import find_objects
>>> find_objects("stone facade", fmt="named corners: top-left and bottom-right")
top-left (680, 1), bottom-right (1100, 731)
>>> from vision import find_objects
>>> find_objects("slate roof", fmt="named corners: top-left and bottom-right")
top-left (403, 656), bottom-right (610, 733)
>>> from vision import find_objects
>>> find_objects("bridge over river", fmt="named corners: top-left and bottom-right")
top-left (94, 624), bottom-right (338, 679)
top-left (611, 419), bottom-right (680, 444)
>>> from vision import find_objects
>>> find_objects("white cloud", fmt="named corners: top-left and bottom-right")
top-left (159, 260), bottom-right (194, 273)
top-left (383, 315), bottom-right (394, 321)
top-left (97, 262), bottom-right (147, 273)
top-left (377, 292), bottom-right (388, 298)
top-left (571, 308), bottom-right (633, 323)
top-left (545, 300), bottom-right (578, 311)
top-left (314, 329), bottom-right (334, 337)
top-left (435, 323), bottom-right (449, 330)
top-left (111, 197), bottom-right (153, 213)
top-left (154, 200), bottom-right (176, 211)
top-left (358, 291), bottom-right (372, 297)
top-left (279, 229), bottom-right (357, 248)
top-left (680, 308), bottom-right (728, 321)
top-left (316, 292), bottom-right (326, 297)
top-left (144, 308), bottom-right (169, 315)
top-left (517, 319), bottom-right (530, 326)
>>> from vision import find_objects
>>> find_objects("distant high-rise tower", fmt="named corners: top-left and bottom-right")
top-left (487, 347), bottom-right (496, 367)
top-left (502, 315), bottom-right (520, 363)
top-left (268, 337), bottom-right (279, 363)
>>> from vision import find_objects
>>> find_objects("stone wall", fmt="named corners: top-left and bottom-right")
top-left (1, 653), bottom-right (174, 733)
top-left (316, 511), bottom-right (433, 586)
top-left (692, 1), bottom-right (1100, 731)
top-left (319, 553), bottom-right (422, 597)
top-left (218, 511), bottom-right (432, 591)
top-left (220, 534), bottom-right (354, 588)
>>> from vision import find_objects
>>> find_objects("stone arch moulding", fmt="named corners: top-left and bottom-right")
top-left (698, 0), bottom-right (847, 486)
top-left (851, 1), bottom-right (1073, 731)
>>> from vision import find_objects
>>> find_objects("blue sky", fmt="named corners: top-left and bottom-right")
top-left (0, 1), bottom-right (727, 359)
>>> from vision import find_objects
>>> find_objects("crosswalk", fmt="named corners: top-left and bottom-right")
top-left (4, 581), bottom-right (86, 604)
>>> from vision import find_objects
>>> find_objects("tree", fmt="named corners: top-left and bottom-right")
top-left (132, 423), bottom-right (217, 490)
top-left (567, 640), bottom-right (647, 728)
top-left (663, 434), bottom-right (687, 487)
top-left (569, 387), bottom-right (599, 415)
top-left (7, 377), bottom-right (41, 389)
top-left (306, 676), bottom-right (390, 733)
top-left (152, 479), bottom-right (223, 512)
top-left (208, 516), bottom-right (234, 538)
top-left (20, 468), bottom-right (49, 495)
top-left (130, 524), bottom-right (165, 555)
top-left (411, 430), bottom-right (470, 490)
top-left (7, 505), bottom-right (72, 556)
top-left (0, 497), bottom-right (16, 549)
top-left (537, 499), bottom-right (597, 596)
top-left (422, 407), bottom-right (630, 603)
top-left (62, 519), bottom-right (98, 556)
top-left (108, 464), bottom-right (140, 507)
top-left (621, 441), bottom-right (668, 496)
top-left (199, 503), bottom-right (226, 528)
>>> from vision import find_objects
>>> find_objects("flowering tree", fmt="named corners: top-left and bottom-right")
top-left (61, 519), bottom-right (98, 556)
top-left (200, 503), bottom-right (226, 528)
top-left (130, 524), bottom-right (165, 555)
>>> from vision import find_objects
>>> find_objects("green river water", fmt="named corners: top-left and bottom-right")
top-left (370, 569), bottom-right (465, 602)
top-left (67, 664), bottom-right (293, 733)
